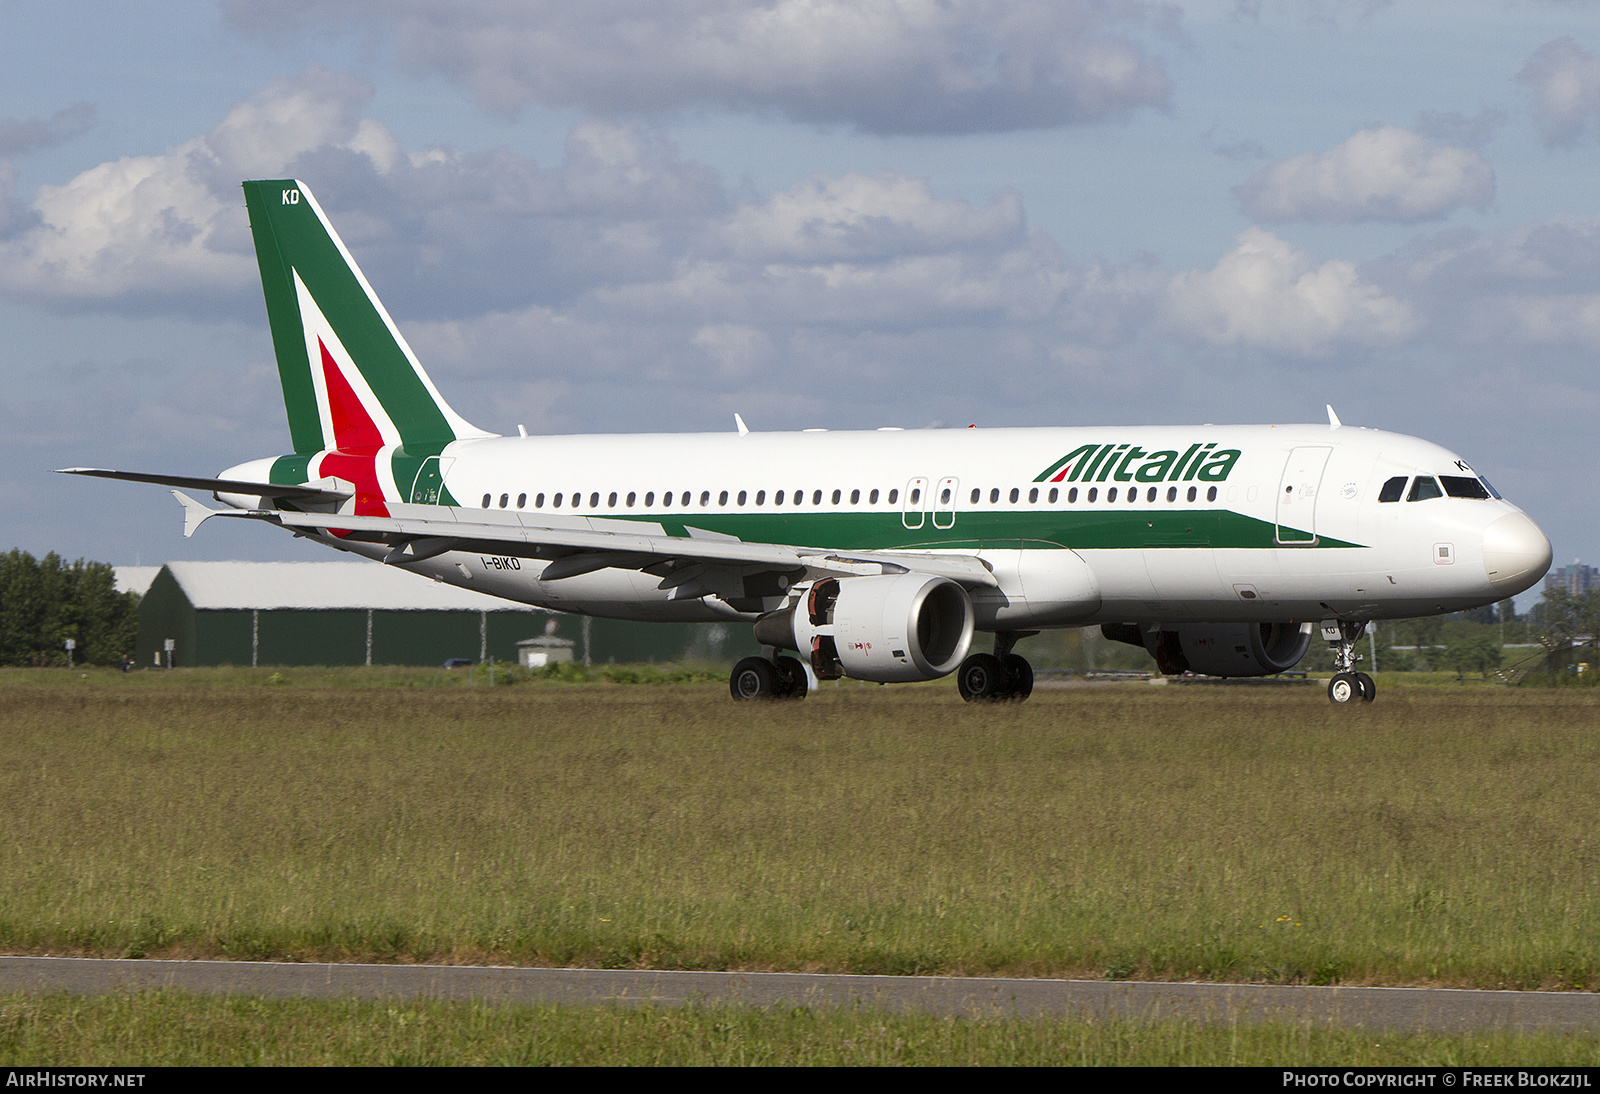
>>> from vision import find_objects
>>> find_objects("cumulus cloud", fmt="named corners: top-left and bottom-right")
top-left (1234, 126), bottom-right (1493, 224)
top-left (0, 68), bottom-right (387, 309)
top-left (1165, 228), bottom-right (1418, 356)
top-left (225, 0), bottom-right (1175, 135)
top-left (2, 61), bottom-right (1440, 433)
top-left (1519, 37), bottom-right (1600, 145)
top-left (1380, 217), bottom-right (1600, 346)
top-left (0, 102), bottom-right (95, 158)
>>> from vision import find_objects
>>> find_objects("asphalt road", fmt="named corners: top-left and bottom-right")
top-left (3, 957), bottom-right (1597, 1032)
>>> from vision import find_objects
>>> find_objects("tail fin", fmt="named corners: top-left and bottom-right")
top-left (242, 179), bottom-right (491, 455)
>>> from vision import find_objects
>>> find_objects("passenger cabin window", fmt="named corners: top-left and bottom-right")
top-left (1048, 488), bottom-right (1058, 503)
top-left (1441, 475), bottom-right (1491, 500)
top-left (1378, 476), bottom-right (1407, 503)
top-left (1407, 476), bottom-right (1443, 502)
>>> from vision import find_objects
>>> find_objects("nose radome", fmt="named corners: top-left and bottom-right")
top-left (1483, 512), bottom-right (1553, 595)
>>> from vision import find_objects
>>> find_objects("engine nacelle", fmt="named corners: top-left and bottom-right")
top-left (1105, 621), bottom-right (1314, 677)
top-left (756, 574), bottom-right (975, 683)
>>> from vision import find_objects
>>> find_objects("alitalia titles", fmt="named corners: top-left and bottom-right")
top-left (1033, 443), bottom-right (1242, 485)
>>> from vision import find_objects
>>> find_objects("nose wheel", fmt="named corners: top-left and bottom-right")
top-left (1327, 671), bottom-right (1375, 704)
top-left (1324, 620), bottom-right (1376, 704)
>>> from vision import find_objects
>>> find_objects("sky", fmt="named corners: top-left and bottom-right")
top-left (3, 0), bottom-right (1598, 599)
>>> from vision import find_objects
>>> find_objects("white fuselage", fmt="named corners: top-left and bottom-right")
top-left (223, 422), bottom-right (1552, 630)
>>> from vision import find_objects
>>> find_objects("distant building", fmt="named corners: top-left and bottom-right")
top-left (1545, 561), bottom-right (1600, 598)
top-left (135, 561), bottom-right (758, 668)
top-left (113, 566), bottom-right (160, 597)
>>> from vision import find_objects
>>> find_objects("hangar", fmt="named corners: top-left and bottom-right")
top-left (133, 561), bottom-right (755, 668)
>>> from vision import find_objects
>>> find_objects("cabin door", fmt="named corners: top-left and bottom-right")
top-left (1276, 446), bottom-right (1331, 544)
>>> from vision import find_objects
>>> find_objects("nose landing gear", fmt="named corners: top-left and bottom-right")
top-left (1324, 619), bottom-right (1376, 704)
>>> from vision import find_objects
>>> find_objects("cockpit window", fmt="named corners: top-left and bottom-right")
top-left (1378, 476), bottom-right (1407, 503)
top-left (1478, 476), bottom-right (1502, 500)
top-left (1407, 476), bottom-right (1443, 502)
top-left (1441, 475), bottom-right (1491, 500)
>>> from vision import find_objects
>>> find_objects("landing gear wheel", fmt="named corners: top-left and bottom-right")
top-left (774, 656), bottom-right (809, 700)
top-left (958, 653), bottom-right (1007, 702)
top-left (1327, 672), bottom-right (1360, 705)
top-left (1324, 619), bottom-right (1376, 705)
top-left (730, 656), bottom-right (776, 700)
top-left (1002, 654), bottom-right (1034, 701)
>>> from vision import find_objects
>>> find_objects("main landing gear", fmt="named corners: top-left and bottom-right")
top-left (957, 631), bottom-right (1036, 702)
top-left (729, 654), bottom-right (809, 701)
top-left (1324, 619), bottom-right (1375, 705)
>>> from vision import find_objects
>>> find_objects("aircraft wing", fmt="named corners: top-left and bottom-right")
top-left (171, 493), bottom-right (1000, 589)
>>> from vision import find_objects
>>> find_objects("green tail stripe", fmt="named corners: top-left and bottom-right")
top-left (243, 180), bottom-right (465, 455)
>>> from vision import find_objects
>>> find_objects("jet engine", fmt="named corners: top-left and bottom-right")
top-left (1102, 621), bottom-right (1314, 678)
top-left (754, 574), bottom-right (975, 683)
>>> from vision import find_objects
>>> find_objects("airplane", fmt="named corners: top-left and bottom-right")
top-left (60, 179), bottom-right (1553, 705)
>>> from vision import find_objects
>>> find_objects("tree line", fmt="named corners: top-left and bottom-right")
top-left (0, 550), bottom-right (140, 667)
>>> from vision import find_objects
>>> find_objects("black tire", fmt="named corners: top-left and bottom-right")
top-left (774, 656), bottom-right (809, 700)
top-left (730, 656), bottom-right (776, 700)
top-left (957, 653), bottom-right (1007, 702)
top-left (1327, 672), bottom-right (1360, 705)
top-left (1002, 654), bottom-right (1034, 701)
top-left (1355, 672), bottom-right (1376, 702)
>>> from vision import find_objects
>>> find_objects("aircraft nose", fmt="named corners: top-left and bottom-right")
top-left (1483, 512), bottom-right (1553, 596)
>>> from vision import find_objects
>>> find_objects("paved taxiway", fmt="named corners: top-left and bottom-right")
top-left (2, 957), bottom-right (1596, 1032)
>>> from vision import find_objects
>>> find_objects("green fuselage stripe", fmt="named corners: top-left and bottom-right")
top-left (585, 507), bottom-right (1361, 551)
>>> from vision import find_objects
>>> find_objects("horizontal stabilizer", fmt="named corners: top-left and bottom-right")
top-left (55, 467), bottom-right (352, 502)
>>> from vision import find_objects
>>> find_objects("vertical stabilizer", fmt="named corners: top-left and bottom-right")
top-left (242, 179), bottom-right (491, 455)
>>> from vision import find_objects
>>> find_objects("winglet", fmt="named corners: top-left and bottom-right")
top-left (1326, 404), bottom-right (1342, 430)
top-left (172, 490), bottom-right (219, 538)
top-left (734, 413), bottom-right (750, 436)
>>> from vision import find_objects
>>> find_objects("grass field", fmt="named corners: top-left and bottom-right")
top-left (5, 991), bottom-right (1600, 1066)
top-left (2, 666), bottom-right (1597, 993)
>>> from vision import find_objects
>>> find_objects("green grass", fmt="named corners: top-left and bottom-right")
top-left (3, 992), bottom-right (1599, 1066)
top-left (2, 668), bottom-right (1598, 990)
